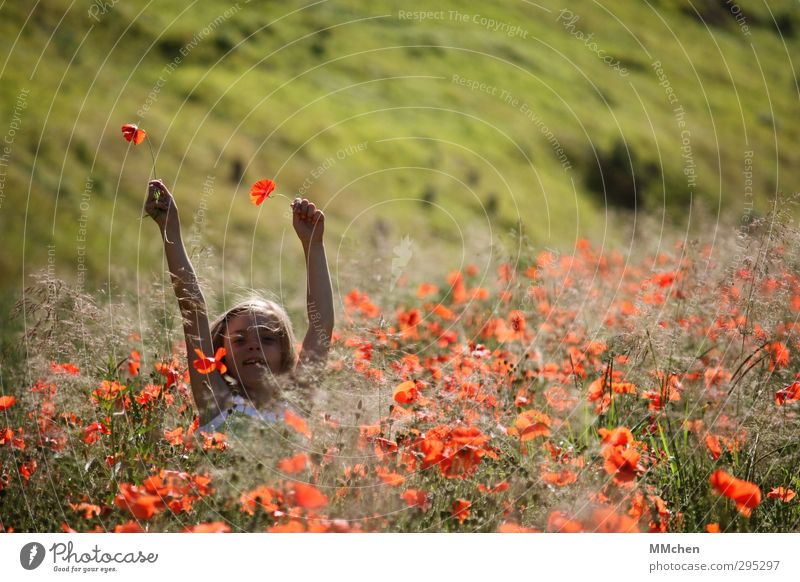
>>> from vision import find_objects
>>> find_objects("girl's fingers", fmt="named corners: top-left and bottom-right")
top-left (306, 202), bottom-right (316, 217)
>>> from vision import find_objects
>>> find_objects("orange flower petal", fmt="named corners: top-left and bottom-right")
top-left (289, 482), bottom-right (328, 509)
top-left (250, 179), bottom-right (276, 205)
top-left (284, 409), bottom-right (311, 438)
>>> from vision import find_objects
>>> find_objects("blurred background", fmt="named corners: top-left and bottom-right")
top-left (0, 0), bottom-right (797, 339)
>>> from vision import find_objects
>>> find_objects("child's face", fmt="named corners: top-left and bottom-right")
top-left (222, 312), bottom-right (284, 390)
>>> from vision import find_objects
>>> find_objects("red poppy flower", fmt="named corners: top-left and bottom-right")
top-left (183, 522), bottom-right (231, 533)
top-left (50, 362), bottom-right (80, 375)
top-left (268, 520), bottom-right (304, 533)
top-left (289, 481), bottom-right (328, 509)
top-left (83, 421), bottom-right (111, 444)
top-left (0, 396), bottom-right (16, 411)
top-left (284, 409), bottom-right (311, 438)
top-left (401, 489), bottom-right (430, 512)
top-left (114, 520), bottom-right (144, 533)
top-left (121, 123), bottom-right (146, 145)
top-left (114, 483), bottom-right (164, 520)
top-left (376, 466), bottom-right (405, 487)
top-left (128, 350), bottom-right (141, 376)
top-left (192, 347), bottom-right (227, 375)
top-left (239, 485), bottom-right (280, 515)
top-left (775, 381), bottom-right (800, 405)
top-left (547, 511), bottom-right (583, 533)
top-left (277, 453), bottom-right (308, 475)
top-left (510, 409), bottom-right (551, 441)
top-left (709, 470), bottom-right (762, 517)
top-left (163, 427), bottom-right (185, 446)
top-left (767, 487), bottom-right (796, 503)
top-left (393, 380), bottom-right (419, 404)
top-left (452, 499), bottom-right (471, 524)
top-left (250, 179), bottom-right (276, 205)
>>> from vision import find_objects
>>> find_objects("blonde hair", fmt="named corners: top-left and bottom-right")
top-left (209, 297), bottom-right (299, 375)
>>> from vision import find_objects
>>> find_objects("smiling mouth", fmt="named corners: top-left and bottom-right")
top-left (242, 358), bottom-right (267, 367)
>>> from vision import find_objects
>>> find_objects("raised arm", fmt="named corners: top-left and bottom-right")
top-left (145, 179), bottom-right (229, 424)
top-left (292, 198), bottom-right (334, 365)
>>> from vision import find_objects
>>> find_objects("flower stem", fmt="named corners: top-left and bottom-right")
top-left (271, 192), bottom-right (294, 203)
top-left (146, 138), bottom-right (158, 188)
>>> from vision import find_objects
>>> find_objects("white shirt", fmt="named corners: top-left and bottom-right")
top-left (198, 394), bottom-right (287, 434)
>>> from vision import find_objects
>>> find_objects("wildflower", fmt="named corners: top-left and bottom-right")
top-left (19, 459), bottom-right (38, 483)
top-left (288, 482), bottom-right (328, 509)
top-left (184, 522), bottom-right (232, 533)
top-left (114, 521), bottom-right (144, 533)
top-left (376, 466), bottom-right (405, 487)
top-left (547, 511), bottom-right (583, 533)
top-left (201, 432), bottom-right (228, 452)
top-left (417, 283), bottom-right (438, 298)
top-left (509, 409), bottom-right (551, 441)
top-left (269, 520), bottom-right (305, 533)
top-left (540, 465), bottom-right (577, 487)
top-left (0, 427), bottom-right (13, 445)
top-left (775, 381), bottom-right (800, 405)
top-left (402, 489), bottom-right (430, 512)
top-left (114, 483), bottom-right (164, 520)
top-left (83, 421), bottom-right (110, 444)
top-left (69, 502), bottom-right (103, 519)
top-left (709, 470), bottom-right (761, 517)
top-left (135, 383), bottom-right (170, 408)
top-left (452, 499), bottom-right (471, 524)
top-left (91, 380), bottom-right (127, 404)
top-left (128, 350), bottom-right (141, 376)
top-left (239, 485), bottom-right (281, 515)
top-left (250, 179), bottom-right (276, 205)
top-left (425, 425), bottom-right (495, 479)
top-left (277, 453), bottom-right (308, 475)
top-left (372, 437), bottom-right (398, 461)
top-left (478, 481), bottom-right (509, 494)
top-left (50, 362), bottom-right (79, 375)
top-left (121, 123), bottom-right (146, 144)
top-left (163, 426), bottom-right (185, 446)
top-left (704, 434), bottom-right (722, 460)
top-left (192, 347), bottom-right (227, 375)
top-left (599, 427), bottom-right (645, 485)
top-left (0, 396), bottom-right (15, 411)
top-left (393, 380), bottom-right (419, 404)
top-left (767, 487), bottom-right (796, 503)
top-left (284, 409), bottom-right (311, 438)
top-left (589, 507), bottom-right (640, 532)
top-left (767, 342), bottom-right (790, 371)
top-left (508, 310), bottom-right (526, 332)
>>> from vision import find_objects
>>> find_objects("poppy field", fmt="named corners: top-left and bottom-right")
top-left (2, 202), bottom-right (800, 534)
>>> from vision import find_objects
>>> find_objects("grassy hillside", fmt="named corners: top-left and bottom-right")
top-left (0, 0), bottom-right (798, 315)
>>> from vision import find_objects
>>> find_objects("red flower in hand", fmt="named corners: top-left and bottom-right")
top-left (121, 123), bottom-right (147, 145)
top-left (250, 179), bottom-right (276, 205)
top-left (193, 347), bottom-right (227, 375)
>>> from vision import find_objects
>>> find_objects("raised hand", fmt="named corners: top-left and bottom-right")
top-left (292, 197), bottom-right (325, 245)
top-left (145, 179), bottom-right (180, 239)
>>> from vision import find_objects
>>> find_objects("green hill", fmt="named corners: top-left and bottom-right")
top-left (1, 0), bottom-right (798, 312)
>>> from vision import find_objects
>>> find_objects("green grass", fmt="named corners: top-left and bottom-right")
top-left (0, 0), bottom-right (798, 314)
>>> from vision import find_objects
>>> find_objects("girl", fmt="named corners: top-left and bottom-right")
top-left (144, 179), bottom-right (333, 433)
